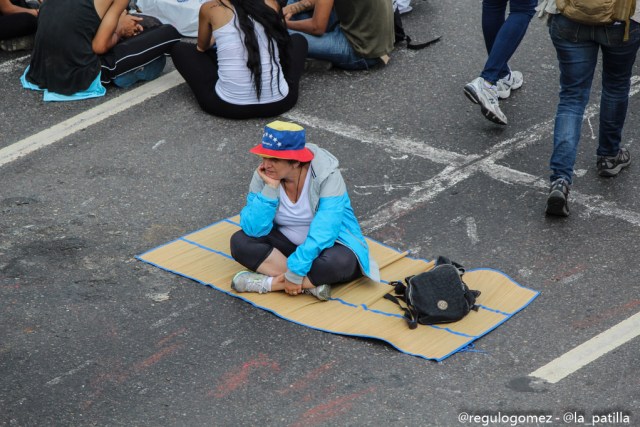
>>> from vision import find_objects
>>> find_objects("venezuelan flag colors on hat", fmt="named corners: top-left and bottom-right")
top-left (249, 121), bottom-right (314, 162)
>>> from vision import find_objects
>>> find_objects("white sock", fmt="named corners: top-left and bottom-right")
top-left (264, 276), bottom-right (273, 291)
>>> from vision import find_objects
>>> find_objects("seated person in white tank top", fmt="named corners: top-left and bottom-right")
top-left (169, 0), bottom-right (308, 119)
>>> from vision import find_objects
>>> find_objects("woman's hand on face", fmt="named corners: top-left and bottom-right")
top-left (256, 164), bottom-right (280, 189)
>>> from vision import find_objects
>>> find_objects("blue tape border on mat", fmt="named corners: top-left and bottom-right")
top-left (135, 219), bottom-right (540, 362)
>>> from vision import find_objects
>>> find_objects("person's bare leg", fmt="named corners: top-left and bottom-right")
top-left (255, 249), bottom-right (317, 291)
top-left (270, 275), bottom-right (315, 291)
top-left (255, 248), bottom-right (287, 276)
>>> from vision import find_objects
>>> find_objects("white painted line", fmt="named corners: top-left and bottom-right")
top-left (150, 302), bottom-right (199, 329)
top-left (465, 217), bottom-right (479, 245)
top-left (0, 54), bottom-right (29, 73)
top-left (360, 164), bottom-right (479, 231)
top-left (530, 311), bottom-right (640, 384)
top-left (0, 70), bottom-right (183, 168)
top-left (284, 111), bottom-right (475, 166)
top-left (152, 139), bottom-right (167, 150)
top-left (478, 161), bottom-right (640, 227)
top-left (46, 359), bottom-right (93, 386)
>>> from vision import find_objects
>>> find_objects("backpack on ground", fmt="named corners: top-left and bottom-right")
top-left (557, 0), bottom-right (636, 40)
top-left (392, 0), bottom-right (441, 50)
top-left (384, 256), bottom-right (481, 329)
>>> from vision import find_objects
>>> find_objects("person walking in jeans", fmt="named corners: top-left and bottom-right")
top-left (464, 0), bottom-right (537, 125)
top-left (544, 11), bottom-right (640, 216)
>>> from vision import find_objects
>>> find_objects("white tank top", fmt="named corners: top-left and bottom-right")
top-left (275, 172), bottom-right (312, 246)
top-left (213, 13), bottom-right (289, 105)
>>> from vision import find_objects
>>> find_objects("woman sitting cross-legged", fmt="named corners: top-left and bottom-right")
top-left (169, 0), bottom-right (308, 119)
top-left (230, 121), bottom-right (379, 300)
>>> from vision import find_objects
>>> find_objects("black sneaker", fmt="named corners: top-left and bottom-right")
top-left (596, 147), bottom-right (630, 177)
top-left (304, 59), bottom-right (333, 72)
top-left (546, 178), bottom-right (570, 217)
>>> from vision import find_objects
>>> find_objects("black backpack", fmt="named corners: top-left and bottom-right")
top-left (393, 5), bottom-right (441, 50)
top-left (385, 256), bottom-right (481, 329)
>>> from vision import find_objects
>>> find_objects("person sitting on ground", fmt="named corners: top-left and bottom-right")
top-left (22, 0), bottom-right (180, 101)
top-left (230, 121), bottom-right (380, 301)
top-left (283, 0), bottom-right (395, 70)
top-left (0, 0), bottom-right (38, 51)
top-left (170, 0), bottom-right (307, 119)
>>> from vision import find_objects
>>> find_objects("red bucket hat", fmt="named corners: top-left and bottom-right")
top-left (249, 121), bottom-right (314, 162)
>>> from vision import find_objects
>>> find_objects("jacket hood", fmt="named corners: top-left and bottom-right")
top-left (307, 143), bottom-right (339, 181)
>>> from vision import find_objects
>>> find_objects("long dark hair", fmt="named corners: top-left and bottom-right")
top-left (223, 0), bottom-right (291, 100)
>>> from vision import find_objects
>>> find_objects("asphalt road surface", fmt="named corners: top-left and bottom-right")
top-left (1, 1), bottom-right (639, 426)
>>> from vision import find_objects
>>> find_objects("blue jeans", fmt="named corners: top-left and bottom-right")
top-left (548, 14), bottom-right (640, 184)
top-left (286, 0), bottom-right (379, 70)
top-left (480, 0), bottom-right (536, 84)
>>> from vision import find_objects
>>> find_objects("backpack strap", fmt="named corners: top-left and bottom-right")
top-left (384, 293), bottom-right (419, 329)
top-left (393, 7), bottom-right (442, 50)
top-left (402, 35), bottom-right (442, 50)
top-left (389, 280), bottom-right (407, 297)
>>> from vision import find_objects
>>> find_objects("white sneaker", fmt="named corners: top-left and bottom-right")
top-left (396, 0), bottom-right (412, 14)
top-left (302, 284), bottom-right (331, 301)
top-left (463, 77), bottom-right (508, 125)
top-left (231, 271), bottom-right (270, 294)
top-left (496, 70), bottom-right (523, 99)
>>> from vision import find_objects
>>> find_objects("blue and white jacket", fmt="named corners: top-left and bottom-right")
top-left (239, 143), bottom-right (380, 285)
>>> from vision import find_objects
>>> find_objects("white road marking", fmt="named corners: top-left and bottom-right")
top-left (559, 272), bottom-right (584, 285)
top-left (151, 302), bottom-right (199, 329)
top-left (284, 111), bottom-right (475, 166)
top-left (46, 360), bottom-right (93, 386)
top-left (361, 164), bottom-right (479, 231)
top-left (0, 70), bottom-right (183, 167)
top-left (152, 139), bottom-right (167, 150)
top-left (465, 217), bottom-right (479, 245)
top-left (0, 55), bottom-right (29, 73)
top-left (147, 291), bottom-right (170, 302)
top-left (530, 311), bottom-right (640, 384)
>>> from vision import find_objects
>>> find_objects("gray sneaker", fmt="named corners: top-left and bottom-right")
top-left (464, 77), bottom-right (508, 125)
top-left (303, 284), bottom-right (331, 301)
top-left (597, 147), bottom-right (630, 177)
top-left (496, 70), bottom-right (523, 99)
top-left (231, 271), bottom-right (270, 294)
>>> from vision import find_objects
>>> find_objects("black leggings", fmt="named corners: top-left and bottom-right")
top-left (0, 13), bottom-right (37, 40)
top-left (230, 228), bottom-right (363, 286)
top-left (170, 34), bottom-right (308, 119)
top-left (99, 24), bottom-right (181, 84)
